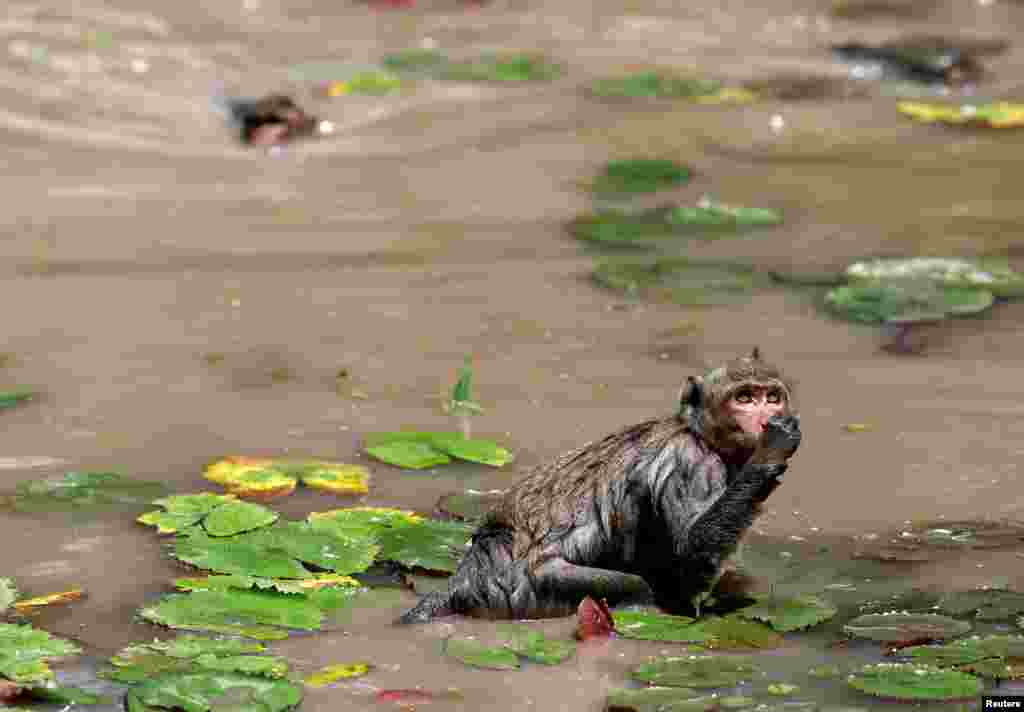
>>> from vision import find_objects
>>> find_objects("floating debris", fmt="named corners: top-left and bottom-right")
top-left (899, 101), bottom-right (1024, 128)
top-left (832, 36), bottom-right (992, 86)
top-left (227, 94), bottom-right (322, 147)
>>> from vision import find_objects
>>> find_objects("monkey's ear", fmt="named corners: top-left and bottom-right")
top-left (679, 376), bottom-right (704, 413)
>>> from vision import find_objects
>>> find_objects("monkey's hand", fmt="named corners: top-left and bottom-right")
top-left (748, 415), bottom-right (801, 466)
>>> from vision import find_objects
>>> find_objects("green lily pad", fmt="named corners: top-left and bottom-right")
top-left (938, 589), bottom-right (1024, 621)
top-left (436, 490), bottom-right (504, 522)
top-left (824, 282), bottom-right (994, 324)
top-left (588, 73), bottom-right (756, 104)
top-left (127, 671), bottom-right (302, 712)
top-left (843, 613), bottom-right (971, 642)
top-left (0, 623), bottom-right (80, 683)
top-left (439, 53), bottom-right (561, 83)
top-left (499, 627), bottom-right (575, 665)
top-left (904, 634), bottom-right (1024, 678)
top-left (593, 259), bottom-right (762, 306)
top-left (140, 589), bottom-right (324, 638)
top-left (737, 594), bottom-right (838, 632)
top-left (0, 578), bottom-right (16, 613)
top-left (375, 518), bottom-right (473, 573)
top-left (766, 683), bottom-right (799, 696)
top-left (10, 471), bottom-right (167, 513)
top-left (612, 610), bottom-right (702, 642)
top-left (104, 636), bottom-right (286, 684)
top-left (381, 48), bottom-right (447, 73)
top-left (428, 434), bottom-right (513, 467)
top-left (364, 431), bottom-right (512, 469)
top-left (809, 664), bottom-right (843, 679)
top-left (202, 500), bottom-right (279, 537)
top-left (138, 635), bottom-right (266, 658)
top-left (590, 159), bottom-right (691, 198)
top-left (444, 637), bottom-right (520, 670)
top-left (569, 209), bottom-right (678, 248)
top-left (604, 686), bottom-right (702, 712)
top-left (175, 573), bottom-right (359, 595)
top-left (666, 202), bottom-right (782, 229)
top-left (630, 655), bottom-right (756, 688)
top-left (23, 685), bottom-right (106, 705)
top-left (241, 521), bottom-right (378, 575)
top-left (846, 257), bottom-right (1024, 298)
top-left (364, 440), bottom-right (452, 470)
top-left (139, 493), bottom-right (240, 534)
top-left (172, 530), bottom-right (312, 579)
top-left (307, 506), bottom-right (424, 539)
top-left (847, 662), bottom-right (983, 701)
top-left (0, 389), bottom-right (33, 410)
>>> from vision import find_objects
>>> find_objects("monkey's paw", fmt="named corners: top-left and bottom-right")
top-left (761, 414), bottom-right (801, 459)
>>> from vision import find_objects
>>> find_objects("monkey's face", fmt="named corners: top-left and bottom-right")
top-left (724, 384), bottom-right (787, 437)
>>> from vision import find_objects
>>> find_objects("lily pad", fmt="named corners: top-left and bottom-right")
top-left (10, 471), bottom-right (167, 513)
top-left (904, 634), bottom-right (1024, 679)
top-left (0, 389), bottom-right (33, 411)
top-left (364, 440), bottom-right (452, 470)
top-left (320, 71), bottom-right (401, 97)
top-left (428, 434), bottom-right (513, 467)
top-left (937, 589), bottom-right (1024, 621)
top-left (175, 573), bottom-right (360, 595)
top-left (824, 282), bottom-right (994, 324)
top-left (590, 159), bottom-right (691, 198)
top-left (303, 662), bottom-right (370, 687)
top-left (846, 257), bottom-right (1024, 298)
top-left (204, 457), bottom-right (370, 499)
top-left (202, 500), bottom-right (279, 537)
top-left (854, 520), bottom-right (1024, 562)
top-left (444, 637), bottom-right (520, 670)
top-left (172, 530), bottom-right (312, 579)
top-left (843, 613), bottom-right (971, 642)
top-left (737, 594), bottom-right (838, 632)
top-left (898, 101), bottom-right (1024, 128)
top-left (588, 73), bottom-right (756, 103)
top-left (604, 686), bottom-right (706, 712)
top-left (666, 201), bottom-right (782, 229)
top-left (140, 589), bottom-right (324, 638)
top-left (105, 636), bottom-right (287, 684)
top-left (499, 627), bottom-right (575, 665)
top-left (374, 518), bottom-right (473, 573)
top-left (630, 655), bottom-right (756, 688)
top-left (381, 48), bottom-right (447, 73)
top-left (846, 662), bottom-right (983, 701)
top-left (593, 259), bottom-right (762, 306)
top-left (307, 506), bottom-right (423, 539)
top-left (364, 431), bottom-right (511, 469)
top-left (138, 493), bottom-right (240, 534)
top-left (127, 671), bottom-right (302, 711)
top-left (0, 623), bottom-right (80, 684)
top-left (439, 53), bottom-right (561, 83)
top-left (241, 521), bottom-right (378, 575)
top-left (612, 610), bottom-right (701, 642)
top-left (0, 579), bottom-right (16, 613)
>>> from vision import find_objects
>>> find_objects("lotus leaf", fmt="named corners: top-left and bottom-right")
top-left (0, 389), bottom-right (33, 410)
top-left (847, 662), bottom-right (983, 701)
top-left (0, 579), bottom-right (16, 613)
top-left (374, 518), bottom-right (473, 573)
top-left (0, 623), bottom-right (80, 683)
top-left (846, 257), bottom-right (1024, 298)
top-left (898, 101), bottom-right (1024, 128)
top-left (140, 589), bottom-right (323, 637)
top-left (127, 671), bottom-right (302, 711)
top-left (737, 594), bottom-right (838, 631)
top-left (499, 627), bottom-right (575, 665)
top-left (824, 282), bottom-right (994, 324)
top-left (938, 589), bottom-right (1024, 620)
top-left (439, 53), bottom-right (561, 83)
top-left (843, 612), bottom-right (971, 642)
top-left (172, 531), bottom-right (312, 579)
top-left (630, 655), bottom-right (756, 688)
top-left (593, 259), bottom-right (762, 306)
top-left (444, 638), bottom-right (520, 670)
top-left (12, 471), bottom-right (167, 513)
top-left (590, 159), bottom-right (691, 198)
top-left (303, 663), bottom-right (370, 687)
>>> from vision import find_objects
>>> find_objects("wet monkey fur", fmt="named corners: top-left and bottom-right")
top-left (399, 349), bottom-right (801, 623)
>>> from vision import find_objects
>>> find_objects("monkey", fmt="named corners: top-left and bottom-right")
top-left (398, 348), bottom-right (801, 623)
top-left (227, 94), bottom-right (320, 147)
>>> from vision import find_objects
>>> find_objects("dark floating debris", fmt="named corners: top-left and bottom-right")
top-left (742, 75), bottom-right (870, 102)
top-left (228, 94), bottom-right (326, 147)
top-left (831, 35), bottom-right (1008, 87)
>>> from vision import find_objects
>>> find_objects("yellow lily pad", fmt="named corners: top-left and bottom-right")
top-left (898, 101), bottom-right (1024, 128)
top-left (303, 662), bottom-right (371, 687)
top-left (300, 464), bottom-right (370, 495)
top-left (204, 457), bottom-right (369, 500)
top-left (12, 589), bottom-right (84, 611)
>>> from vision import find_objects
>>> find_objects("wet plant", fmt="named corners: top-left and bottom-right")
top-left (592, 258), bottom-right (768, 306)
top-left (204, 457), bottom-right (370, 500)
top-left (588, 158), bottom-right (691, 199)
top-left (588, 72), bottom-right (756, 103)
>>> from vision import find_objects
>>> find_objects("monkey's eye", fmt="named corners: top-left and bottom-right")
top-left (767, 390), bottom-right (783, 404)
top-left (734, 389), bottom-right (753, 404)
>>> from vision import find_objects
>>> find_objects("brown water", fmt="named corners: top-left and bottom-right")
top-left (3, 0), bottom-right (1024, 709)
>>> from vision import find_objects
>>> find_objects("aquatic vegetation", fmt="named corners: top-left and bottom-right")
top-left (0, 579), bottom-right (16, 613)
top-left (499, 627), bottom-right (576, 665)
top-left (613, 611), bottom-right (783, 650)
top-left (937, 589), bottom-right (1024, 621)
top-left (737, 593), bottom-right (838, 632)
top-left (843, 612), bottom-right (971, 642)
top-left (824, 282), bottom-right (994, 324)
top-left (205, 457), bottom-right (371, 500)
top-left (854, 519), bottom-right (1024, 562)
top-left (201, 499), bottom-right (279, 536)
top-left (0, 389), bottom-right (33, 411)
top-left (846, 662), bottom-right (983, 701)
top-left (603, 686), bottom-right (708, 711)
top-left (592, 259), bottom-right (764, 306)
top-left (588, 72), bottom-right (756, 103)
top-left (445, 637), bottom-right (520, 670)
top-left (7, 471), bottom-right (167, 513)
top-left (846, 257), bottom-right (1024, 297)
top-left (630, 654), bottom-right (756, 688)
top-left (381, 48), bottom-right (447, 73)
top-left (318, 71), bottom-right (401, 97)
top-left (0, 623), bottom-right (80, 683)
top-left (899, 101), bottom-right (1024, 128)
top-left (303, 662), bottom-right (370, 687)
top-left (439, 53), bottom-right (562, 82)
top-left (364, 431), bottom-right (512, 469)
top-left (903, 634), bottom-right (1024, 679)
top-left (138, 493), bottom-right (245, 534)
top-left (589, 159), bottom-right (691, 198)
top-left (12, 588), bottom-right (83, 612)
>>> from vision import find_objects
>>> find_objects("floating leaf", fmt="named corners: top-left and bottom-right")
top-left (201, 499), bottom-right (279, 537)
top-left (176, 573), bottom-right (360, 595)
top-left (0, 623), bottom-right (80, 684)
top-left (824, 282), bottom-right (994, 325)
top-left (307, 506), bottom-right (423, 539)
top-left (899, 101), bottom-right (1024, 128)
top-left (666, 201), bottom-right (782, 229)
top-left (847, 662), bottom-right (983, 701)
top-left (630, 655), bottom-right (756, 688)
top-left (303, 663), bottom-right (370, 687)
top-left (590, 159), bottom-right (691, 198)
top-left (139, 493), bottom-right (239, 534)
top-left (172, 530), bottom-right (312, 579)
top-left (444, 638), bottom-right (520, 670)
top-left (13, 588), bottom-right (83, 611)
top-left (127, 671), bottom-right (303, 712)
top-left (593, 259), bottom-right (763, 306)
top-left (381, 48), bottom-right (447, 73)
top-left (0, 579), bottom-right (16, 614)
top-left (904, 634), bottom-right (1024, 679)
top-left (846, 257), bottom-right (1024, 298)
top-left (766, 683), bottom-right (799, 696)
top-left (365, 431), bottom-right (511, 469)
top-left (365, 440), bottom-right (451, 470)
top-left (0, 390), bottom-right (33, 411)
top-left (843, 613), bottom-right (971, 642)
top-left (737, 594), bottom-right (838, 632)
top-left (499, 627), bottom-right (575, 665)
top-left (429, 434), bottom-right (513, 467)
top-left (376, 518), bottom-right (473, 573)
top-left (139, 635), bottom-right (266, 658)
top-left (321, 71), bottom-right (401, 97)
top-left (11, 472), bottom-right (167, 513)
top-left (300, 464), bottom-right (370, 495)
top-left (140, 589), bottom-right (323, 638)
top-left (439, 53), bottom-right (561, 83)
top-left (938, 589), bottom-right (1024, 621)
top-left (604, 686), bottom-right (704, 712)
top-left (613, 610), bottom-right (702, 643)
top-left (808, 664), bottom-right (842, 679)
top-left (242, 521), bottom-right (378, 575)
top-left (205, 457), bottom-right (370, 499)
top-left (588, 73), bottom-right (755, 104)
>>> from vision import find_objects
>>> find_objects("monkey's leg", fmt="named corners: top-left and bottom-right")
top-left (522, 558), bottom-right (654, 617)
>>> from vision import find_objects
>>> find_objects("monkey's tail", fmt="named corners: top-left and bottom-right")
top-left (397, 591), bottom-right (455, 624)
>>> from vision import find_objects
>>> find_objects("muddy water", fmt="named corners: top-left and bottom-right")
top-left (3, 0), bottom-right (1024, 709)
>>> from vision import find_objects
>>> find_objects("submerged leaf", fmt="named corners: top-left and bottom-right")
top-left (737, 594), bottom-right (837, 631)
top-left (588, 72), bottom-right (755, 104)
top-left (938, 589), bottom-right (1024, 621)
top-left (445, 638), bottom-right (520, 670)
top-left (847, 662), bottom-right (983, 701)
top-left (12, 471), bottom-right (167, 513)
top-left (843, 613), bottom-right (971, 642)
top-left (436, 491), bottom-right (504, 522)
top-left (630, 655), bottom-right (756, 688)
top-left (593, 259), bottom-right (762, 306)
